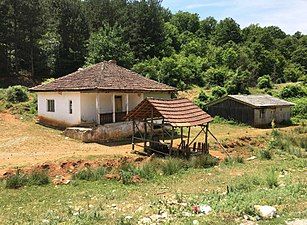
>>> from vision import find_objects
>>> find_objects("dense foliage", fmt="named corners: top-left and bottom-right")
top-left (0, 0), bottom-right (306, 91)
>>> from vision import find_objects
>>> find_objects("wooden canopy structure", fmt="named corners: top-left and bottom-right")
top-left (126, 98), bottom-right (213, 157)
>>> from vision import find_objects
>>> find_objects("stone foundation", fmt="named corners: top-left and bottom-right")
top-left (64, 121), bottom-right (144, 143)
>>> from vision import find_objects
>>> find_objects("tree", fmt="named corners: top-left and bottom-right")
top-left (86, 25), bottom-right (134, 68)
top-left (291, 47), bottom-right (307, 71)
top-left (257, 75), bottom-right (273, 89)
top-left (203, 67), bottom-right (230, 87)
top-left (170, 11), bottom-right (200, 33)
top-left (214, 18), bottom-right (242, 45)
top-left (197, 16), bottom-right (217, 39)
top-left (53, 0), bottom-right (90, 76)
top-left (121, 0), bottom-right (166, 60)
top-left (211, 86), bottom-right (227, 98)
top-left (225, 70), bottom-right (250, 94)
top-left (283, 63), bottom-right (304, 82)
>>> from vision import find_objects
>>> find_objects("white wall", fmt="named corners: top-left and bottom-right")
top-left (37, 92), bottom-right (81, 125)
top-left (254, 106), bottom-right (291, 125)
top-left (80, 93), bottom-right (96, 123)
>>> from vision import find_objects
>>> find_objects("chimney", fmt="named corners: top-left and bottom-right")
top-left (108, 60), bottom-right (117, 64)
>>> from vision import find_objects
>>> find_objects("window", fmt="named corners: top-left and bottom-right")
top-left (259, 109), bottom-right (265, 119)
top-left (47, 100), bottom-right (55, 112)
top-left (69, 100), bottom-right (73, 114)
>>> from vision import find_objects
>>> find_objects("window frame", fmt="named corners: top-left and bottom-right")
top-left (69, 100), bottom-right (73, 114)
top-left (47, 99), bottom-right (55, 112)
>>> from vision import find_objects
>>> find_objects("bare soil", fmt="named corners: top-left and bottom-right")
top-left (0, 112), bottom-right (295, 176)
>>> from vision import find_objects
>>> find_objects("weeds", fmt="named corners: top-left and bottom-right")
top-left (161, 158), bottom-right (187, 176)
top-left (28, 170), bottom-right (50, 186)
top-left (266, 167), bottom-right (278, 188)
top-left (189, 154), bottom-right (219, 168)
top-left (119, 163), bottom-right (140, 184)
top-left (259, 149), bottom-right (273, 160)
top-left (73, 167), bottom-right (107, 181)
top-left (5, 171), bottom-right (28, 189)
top-left (223, 156), bottom-right (245, 165)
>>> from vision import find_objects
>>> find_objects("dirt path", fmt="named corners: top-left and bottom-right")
top-left (0, 113), bottom-right (133, 170)
top-left (0, 113), bottom-right (294, 171)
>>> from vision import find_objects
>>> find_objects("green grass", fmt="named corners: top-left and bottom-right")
top-left (0, 154), bottom-right (306, 224)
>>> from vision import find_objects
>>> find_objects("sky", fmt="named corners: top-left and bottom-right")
top-left (162, 0), bottom-right (307, 34)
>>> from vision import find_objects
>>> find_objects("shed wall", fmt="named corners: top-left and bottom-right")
top-left (254, 106), bottom-right (291, 126)
top-left (208, 99), bottom-right (254, 125)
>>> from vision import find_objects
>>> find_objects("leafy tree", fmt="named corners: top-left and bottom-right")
top-left (203, 67), bottom-right (230, 87)
top-left (214, 18), bottom-right (242, 45)
top-left (53, 0), bottom-right (90, 77)
top-left (291, 47), bottom-right (307, 71)
top-left (283, 63), bottom-right (304, 82)
top-left (211, 86), bottom-right (227, 98)
top-left (197, 16), bottom-right (217, 39)
top-left (170, 11), bottom-right (200, 33)
top-left (121, 0), bottom-right (166, 60)
top-left (86, 25), bottom-right (134, 68)
top-left (280, 85), bottom-right (306, 98)
top-left (225, 70), bottom-right (250, 94)
top-left (257, 75), bottom-right (273, 89)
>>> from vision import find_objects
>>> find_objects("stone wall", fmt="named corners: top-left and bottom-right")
top-left (64, 121), bottom-right (144, 143)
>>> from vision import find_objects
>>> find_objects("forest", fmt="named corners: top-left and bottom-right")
top-left (0, 0), bottom-right (306, 92)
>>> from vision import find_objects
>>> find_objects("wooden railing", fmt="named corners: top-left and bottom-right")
top-left (100, 112), bottom-right (129, 125)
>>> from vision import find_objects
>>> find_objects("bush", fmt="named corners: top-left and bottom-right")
top-left (119, 163), bottom-right (140, 184)
top-left (161, 158), bottom-right (187, 176)
top-left (5, 172), bottom-right (28, 189)
top-left (292, 98), bottom-right (307, 119)
top-left (6, 85), bottom-right (29, 103)
top-left (211, 86), bottom-right (227, 98)
top-left (28, 171), bottom-right (50, 186)
top-left (189, 154), bottom-right (219, 168)
top-left (138, 160), bottom-right (159, 180)
top-left (279, 85), bottom-right (306, 98)
top-left (257, 75), bottom-right (273, 89)
top-left (266, 168), bottom-right (278, 188)
top-left (73, 167), bottom-right (107, 181)
top-left (227, 175), bottom-right (262, 193)
top-left (259, 149), bottom-right (272, 160)
top-left (284, 63), bottom-right (304, 82)
top-left (198, 90), bottom-right (209, 102)
top-left (223, 156), bottom-right (244, 165)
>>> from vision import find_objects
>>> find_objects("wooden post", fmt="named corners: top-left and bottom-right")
top-left (205, 124), bottom-right (209, 154)
top-left (150, 107), bottom-right (154, 139)
top-left (126, 94), bottom-right (129, 115)
top-left (169, 126), bottom-right (174, 155)
top-left (112, 94), bottom-right (116, 123)
top-left (96, 93), bottom-right (100, 125)
top-left (186, 127), bottom-right (191, 158)
top-left (132, 120), bottom-right (135, 151)
top-left (180, 127), bottom-right (183, 145)
top-left (161, 118), bottom-right (165, 142)
top-left (144, 119), bottom-right (147, 150)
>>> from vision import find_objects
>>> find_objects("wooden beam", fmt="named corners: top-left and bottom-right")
top-left (96, 93), bottom-right (100, 125)
top-left (169, 126), bottom-right (174, 155)
top-left (112, 94), bottom-right (115, 123)
top-left (126, 94), bottom-right (129, 115)
top-left (205, 124), bottom-right (209, 154)
top-left (144, 119), bottom-right (147, 149)
top-left (132, 120), bottom-right (135, 151)
top-left (208, 129), bottom-right (230, 157)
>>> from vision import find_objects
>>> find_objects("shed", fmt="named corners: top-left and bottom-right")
top-left (206, 95), bottom-right (295, 127)
top-left (126, 98), bottom-right (213, 156)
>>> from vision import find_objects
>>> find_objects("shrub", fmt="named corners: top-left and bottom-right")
top-left (138, 160), bottom-right (159, 180)
top-left (266, 168), bottom-right (278, 188)
top-left (211, 86), bottom-right (227, 99)
top-left (284, 63), bottom-right (304, 82)
top-left (5, 172), bottom-right (28, 189)
top-left (227, 175), bottom-right (262, 193)
top-left (259, 149), bottom-right (272, 160)
top-left (198, 90), bottom-right (209, 102)
top-left (119, 163), bottom-right (140, 184)
top-left (189, 154), bottom-right (219, 168)
top-left (73, 167), bottom-right (107, 181)
top-left (257, 75), bottom-right (273, 89)
top-left (28, 170), bottom-right (50, 186)
top-left (161, 158), bottom-right (187, 176)
top-left (223, 156), bottom-right (244, 165)
top-left (292, 98), bottom-right (307, 119)
top-left (6, 85), bottom-right (29, 103)
top-left (279, 85), bottom-right (306, 98)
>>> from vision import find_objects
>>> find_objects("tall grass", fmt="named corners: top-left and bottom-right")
top-left (189, 154), bottom-right (219, 168)
top-left (5, 172), bottom-right (28, 189)
top-left (28, 170), bottom-right (50, 186)
top-left (266, 167), bottom-right (278, 188)
top-left (73, 167), bottom-right (107, 181)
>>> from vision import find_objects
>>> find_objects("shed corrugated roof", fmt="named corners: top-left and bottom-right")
top-left (126, 98), bottom-right (213, 127)
top-left (207, 95), bottom-right (294, 108)
top-left (229, 95), bottom-right (294, 107)
top-left (30, 61), bottom-right (176, 93)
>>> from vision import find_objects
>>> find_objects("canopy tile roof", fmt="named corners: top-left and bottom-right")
top-left (126, 98), bottom-right (213, 127)
top-left (207, 95), bottom-right (294, 108)
top-left (30, 61), bottom-right (176, 93)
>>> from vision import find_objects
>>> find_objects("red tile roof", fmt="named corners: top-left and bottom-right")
top-left (126, 98), bottom-right (213, 127)
top-left (30, 61), bottom-right (176, 93)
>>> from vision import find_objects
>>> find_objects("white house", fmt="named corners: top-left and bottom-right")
top-left (30, 60), bottom-right (176, 128)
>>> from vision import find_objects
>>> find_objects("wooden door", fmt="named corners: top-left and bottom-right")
top-left (115, 96), bottom-right (123, 112)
